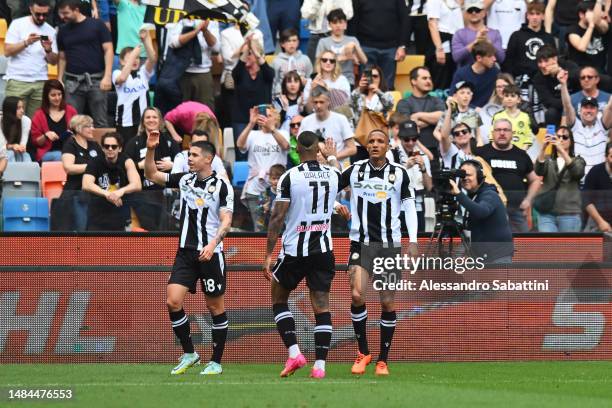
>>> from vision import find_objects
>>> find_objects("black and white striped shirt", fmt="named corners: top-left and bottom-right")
top-left (112, 64), bottom-right (154, 127)
top-left (276, 161), bottom-right (341, 257)
top-left (165, 171), bottom-right (234, 251)
top-left (406, 0), bottom-right (427, 15)
top-left (339, 159), bottom-right (417, 245)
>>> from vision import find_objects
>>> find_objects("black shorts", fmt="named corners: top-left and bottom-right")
top-left (169, 249), bottom-right (226, 296)
top-left (348, 241), bottom-right (402, 284)
top-left (272, 251), bottom-right (335, 292)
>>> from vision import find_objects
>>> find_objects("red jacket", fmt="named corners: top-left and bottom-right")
top-left (30, 104), bottom-right (78, 161)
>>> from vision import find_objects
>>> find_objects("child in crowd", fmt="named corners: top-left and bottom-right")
top-left (261, 164), bottom-right (286, 224)
top-left (271, 28), bottom-right (313, 97)
top-left (315, 8), bottom-right (367, 87)
top-left (490, 84), bottom-right (536, 151)
top-left (273, 70), bottom-right (306, 133)
top-left (434, 81), bottom-right (484, 146)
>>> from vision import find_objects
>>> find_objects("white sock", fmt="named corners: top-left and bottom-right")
top-left (313, 360), bottom-right (326, 371)
top-left (288, 344), bottom-right (300, 359)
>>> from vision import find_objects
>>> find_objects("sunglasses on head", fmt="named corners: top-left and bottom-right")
top-left (103, 144), bottom-right (119, 150)
top-left (289, 122), bottom-right (301, 128)
top-left (321, 57), bottom-right (336, 64)
top-left (452, 129), bottom-right (470, 137)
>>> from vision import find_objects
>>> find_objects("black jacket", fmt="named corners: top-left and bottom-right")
top-left (532, 60), bottom-right (580, 111)
top-left (504, 24), bottom-right (557, 78)
top-left (456, 183), bottom-right (514, 262)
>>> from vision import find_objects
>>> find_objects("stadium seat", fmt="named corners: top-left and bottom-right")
top-left (41, 161), bottom-right (67, 203)
top-left (2, 197), bottom-right (50, 231)
top-left (48, 64), bottom-right (58, 80)
top-left (223, 127), bottom-right (235, 165)
top-left (394, 54), bottom-right (425, 94)
top-left (390, 91), bottom-right (402, 110)
top-left (232, 161), bottom-right (249, 188)
top-left (2, 162), bottom-right (41, 198)
top-left (0, 18), bottom-right (6, 55)
top-left (264, 54), bottom-right (276, 66)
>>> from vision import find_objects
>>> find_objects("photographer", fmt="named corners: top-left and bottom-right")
top-left (449, 160), bottom-right (514, 264)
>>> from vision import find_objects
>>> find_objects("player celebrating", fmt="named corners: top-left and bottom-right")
top-left (144, 132), bottom-right (233, 376)
top-left (329, 129), bottom-right (418, 376)
top-left (263, 131), bottom-right (342, 379)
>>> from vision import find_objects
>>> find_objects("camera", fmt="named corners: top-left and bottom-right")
top-left (40, 35), bottom-right (49, 41)
top-left (431, 167), bottom-right (466, 222)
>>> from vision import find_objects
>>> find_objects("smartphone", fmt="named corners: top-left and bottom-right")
top-left (410, 151), bottom-right (420, 157)
top-left (257, 104), bottom-right (268, 116)
top-left (40, 35), bottom-right (49, 41)
top-left (546, 124), bottom-right (556, 135)
top-left (364, 69), bottom-right (373, 85)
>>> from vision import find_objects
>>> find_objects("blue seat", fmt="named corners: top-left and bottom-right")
top-left (232, 161), bottom-right (249, 188)
top-left (2, 197), bottom-right (50, 231)
top-left (2, 161), bottom-right (41, 198)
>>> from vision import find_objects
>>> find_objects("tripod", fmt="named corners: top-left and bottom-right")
top-left (428, 214), bottom-right (471, 258)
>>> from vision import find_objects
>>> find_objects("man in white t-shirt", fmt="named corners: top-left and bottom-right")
top-left (299, 85), bottom-right (356, 164)
top-left (237, 105), bottom-right (290, 231)
top-left (484, 0), bottom-right (526, 50)
top-left (4, 0), bottom-right (58, 118)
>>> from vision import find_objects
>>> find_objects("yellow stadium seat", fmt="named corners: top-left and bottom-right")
top-left (394, 54), bottom-right (425, 94)
top-left (48, 64), bottom-right (58, 80)
top-left (265, 54), bottom-right (275, 66)
top-left (0, 18), bottom-right (7, 55)
top-left (390, 91), bottom-right (402, 110)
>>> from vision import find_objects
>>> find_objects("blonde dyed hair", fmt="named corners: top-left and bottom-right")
top-left (69, 114), bottom-right (94, 134)
top-left (315, 51), bottom-right (341, 81)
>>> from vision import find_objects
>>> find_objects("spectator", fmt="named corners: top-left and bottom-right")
top-left (566, 1), bottom-right (609, 73)
top-left (570, 66), bottom-right (612, 113)
top-left (299, 85), bottom-right (357, 162)
top-left (544, 0), bottom-right (579, 56)
top-left (479, 73), bottom-right (514, 141)
top-left (166, 18), bottom-right (220, 111)
top-left (450, 40), bottom-right (500, 108)
top-left (59, 114), bottom-right (104, 231)
top-left (0, 146), bottom-right (7, 196)
top-left (388, 111), bottom-right (410, 149)
top-left (113, 0), bottom-right (146, 58)
top-left (475, 118), bottom-right (541, 232)
top-left (124, 107), bottom-right (180, 230)
top-left (261, 163), bottom-right (286, 224)
top-left (348, 0), bottom-right (411, 89)
top-left (273, 70), bottom-right (306, 133)
top-left (504, 2), bottom-right (557, 80)
top-left (560, 68), bottom-right (612, 177)
top-left (451, 0), bottom-right (505, 67)
top-left (30, 80), bottom-right (78, 162)
top-left (79, 0), bottom-right (98, 17)
top-left (394, 120), bottom-right (433, 231)
top-left (396, 66), bottom-right (445, 154)
top-left (301, 0), bottom-right (354, 63)
top-left (484, 0), bottom-right (526, 50)
top-left (164, 101), bottom-right (217, 145)
top-left (271, 28), bottom-right (312, 98)
top-left (57, 0), bottom-right (113, 127)
top-left (267, 0), bottom-right (300, 48)
top-left (82, 132), bottom-right (141, 230)
top-left (231, 36), bottom-right (274, 161)
top-left (350, 65), bottom-right (394, 129)
top-left (190, 112), bottom-right (221, 155)
top-left (425, 0), bottom-right (463, 90)
top-left (532, 44), bottom-right (580, 127)
top-left (236, 106), bottom-right (289, 232)
top-left (405, 0), bottom-right (433, 56)
top-left (112, 29), bottom-right (157, 143)
top-left (583, 142), bottom-right (612, 232)
top-left (434, 81), bottom-right (483, 145)
top-left (3, 0), bottom-right (58, 119)
top-left (172, 129), bottom-right (227, 179)
top-left (315, 8), bottom-right (366, 87)
top-left (287, 114), bottom-right (303, 167)
top-left (490, 84), bottom-right (536, 151)
top-left (98, 0), bottom-right (111, 31)
top-left (304, 50), bottom-right (351, 110)
top-left (534, 126), bottom-right (585, 232)
top-left (219, 22), bottom-right (263, 129)
top-left (0, 96), bottom-right (32, 162)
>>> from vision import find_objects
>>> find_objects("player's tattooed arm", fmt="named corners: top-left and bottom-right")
top-left (266, 201), bottom-right (289, 256)
top-left (214, 210), bottom-right (232, 244)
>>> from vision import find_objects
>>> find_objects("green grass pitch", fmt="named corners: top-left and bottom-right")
top-left (1, 362), bottom-right (612, 407)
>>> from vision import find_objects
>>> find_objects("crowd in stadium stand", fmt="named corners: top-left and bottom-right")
top-left (1, 0), bottom-right (612, 233)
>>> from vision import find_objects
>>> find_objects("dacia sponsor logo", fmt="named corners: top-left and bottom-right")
top-left (353, 182), bottom-right (397, 191)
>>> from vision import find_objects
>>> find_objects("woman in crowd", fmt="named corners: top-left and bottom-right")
top-left (82, 132), bottom-right (141, 231)
top-left (236, 105), bottom-right (289, 232)
top-left (534, 126), bottom-right (585, 232)
top-left (58, 115), bottom-right (104, 231)
top-left (124, 107), bottom-right (180, 231)
top-left (0, 96), bottom-right (31, 162)
top-left (272, 70), bottom-right (306, 133)
top-left (479, 73), bottom-right (515, 140)
top-left (31, 80), bottom-right (78, 162)
top-left (303, 50), bottom-right (351, 110)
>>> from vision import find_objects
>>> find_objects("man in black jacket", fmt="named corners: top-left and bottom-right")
top-left (449, 160), bottom-right (514, 264)
top-left (348, 0), bottom-right (411, 89)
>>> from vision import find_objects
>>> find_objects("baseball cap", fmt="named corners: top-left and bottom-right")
top-left (580, 96), bottom-right (599, 108)
top-left (398, 120), bottom-right (419, 139)
top-left (464, 0), bottom-right (485, 9)
top-left (453, 80), bottom-right (475, 94)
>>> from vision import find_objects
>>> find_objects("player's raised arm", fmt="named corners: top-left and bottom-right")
top-left (144, 130), bottom-right (169, 187)
top-left (263, 200), bottom-right (290, 280)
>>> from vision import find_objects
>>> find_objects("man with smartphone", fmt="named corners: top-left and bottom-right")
top-left (4, 0), bottom-right (58, 118)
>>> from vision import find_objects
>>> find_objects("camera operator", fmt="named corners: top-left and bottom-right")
top-left (449, 160), bottom-right (514, 264)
